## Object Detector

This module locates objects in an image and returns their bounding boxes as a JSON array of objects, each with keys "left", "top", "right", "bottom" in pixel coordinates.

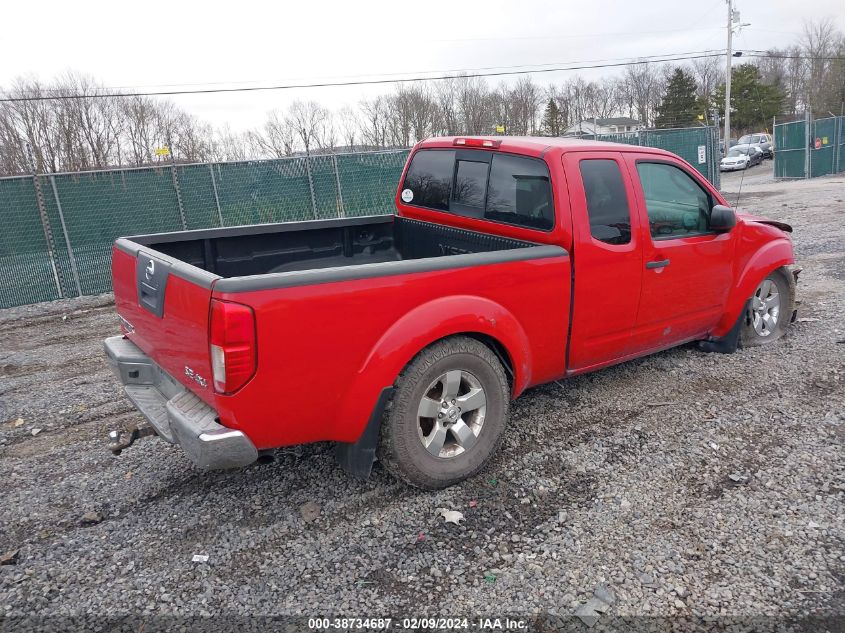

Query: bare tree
[
  {"left": 622, "top": 62, "right": 663, "bottom": 127},
  {"left": 56, "top": 72, "right": 122, "bottom": 170},
  {"left": 588, "top": 77, "right": 620, "bottom": 121},
  {"left": 1, "top": 77, "right": 61, "bottom": 173},
  {"left": 285, "top": 100, "right": 328, "bottom": 156},
  {"left": 386, "top": 86, "right": 415, "bottom": 147},
  {"left": 212, "top": 125, "right": 249, "bottom": 161},
  {"left": 248, "top": 110, "right": 297, "bottom": 158},
  {"left": 407, "top": 83, "right": 437, "bottom": 143},
  {"left": 434, "top": 78, "right": 461, "bottom": 136},
  {"left": 800, "top": 18, "right": 843, "bottom": 113},
  {"left": 315, "top": 110, "right": 337, "bottom": 152},
  {"left": 338, "top": 106, "right": 360, "bottom": 150},
  {"left": 691, "top": 57, "right": 723, "bottom": 103},
  {"left": 359, "top": 96, "right": 389, "bottom": 148},
  {"left": 122, "top": 96, "right": 160, "bottom": 165},
  {"left": 457, "top": 75, "right": 490, "bottom": 135},
  {"left": 507, "top": 76, "right": 542, "bottom": 135}
]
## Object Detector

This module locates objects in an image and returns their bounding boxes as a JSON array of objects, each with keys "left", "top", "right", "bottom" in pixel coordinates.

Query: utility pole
[
  {"left": 724, "top": 1, "right": 750, "bottom": 147},
  {"left": 724, "top": 0, "right": 734, "bottom": 149}
]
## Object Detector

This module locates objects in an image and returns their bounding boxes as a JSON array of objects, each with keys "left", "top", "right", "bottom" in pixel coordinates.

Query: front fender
[
  {"left": 332, "top": 295, "right": 531, "bottom": 442},
  {"left": 714, "top": 236, "right": 794, "bottom": 336}
]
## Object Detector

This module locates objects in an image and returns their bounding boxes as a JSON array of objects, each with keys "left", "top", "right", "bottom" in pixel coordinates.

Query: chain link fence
[
  {"left": 582, "top": 126, "right": 721, "bottom": 189},
  {"left": 0, "top": 150, "right": 410, "bottom": 308},
  {"left": 0, "top": 128, "right": 723, "bottom": 309},
  {"left": 774, "top": 114, "right": 845, "bottom": 180}
]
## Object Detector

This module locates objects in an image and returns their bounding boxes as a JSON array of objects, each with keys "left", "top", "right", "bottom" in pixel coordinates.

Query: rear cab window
[{"left": 401, "top": 149, "right": 554, "bottom": 231}]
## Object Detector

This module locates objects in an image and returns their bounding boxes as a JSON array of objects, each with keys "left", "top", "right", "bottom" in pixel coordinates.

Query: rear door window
[
  {"left": 401, "top": 150, "right": 454, "bottom": 211},
  {"left": 579, "top": 159, "right": 631, "bottom": 245}
]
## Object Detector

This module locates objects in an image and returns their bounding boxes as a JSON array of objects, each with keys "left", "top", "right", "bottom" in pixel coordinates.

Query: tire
[
  {"left": 378, "top": 336, "right": 509, "bottom": 490},
  {"left": 740, "top": 268, "right": 794, "bottom": 347}
]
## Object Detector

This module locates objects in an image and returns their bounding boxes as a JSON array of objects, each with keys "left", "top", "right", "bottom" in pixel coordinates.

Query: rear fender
[
  {"left": 333, "top": 295, "right": 531, "bottom": 442},
  {"left": 713, "top": 237, "right": 794, "bottom": 336}
]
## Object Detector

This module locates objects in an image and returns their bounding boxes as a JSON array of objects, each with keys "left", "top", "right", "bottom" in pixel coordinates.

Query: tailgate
[{"left": 111, "top": 240, "right": 221, "bottom": 406}]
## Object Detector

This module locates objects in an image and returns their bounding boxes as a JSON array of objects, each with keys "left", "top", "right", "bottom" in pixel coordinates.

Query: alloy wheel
[
  {"left": 416, "top": 370, "right": 487, "bottom": 458},
  {"left": 751, "top": 278, "right": 781, "bottom": 337}
]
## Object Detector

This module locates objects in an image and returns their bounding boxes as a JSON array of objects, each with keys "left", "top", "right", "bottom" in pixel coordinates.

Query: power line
[
  {"left": 2, "top": 50, "right": 841, "bottom": 104},
  {"left": 0, "top": 51, "right": 728, "bottom": 103},
  {"left": 745, "top": 52, "right": 845, "bottom": 60},
  {"left": 424, "top": 26, "right": 725, "bottom": 43},
  {"left": 11, "top": 50, "right": 729, "bottom": 94}
]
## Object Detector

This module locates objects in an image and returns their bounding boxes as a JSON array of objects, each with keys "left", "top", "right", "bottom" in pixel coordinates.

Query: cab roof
[{"left": 417, "top": 135, "right": 675, "bottom": 158}]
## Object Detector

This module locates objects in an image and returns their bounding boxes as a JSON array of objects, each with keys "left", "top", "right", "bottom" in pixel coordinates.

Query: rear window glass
[
  {"left": 453, "top": 160, "right": 488, "bottom": 210},
  {"left": 401, "top": 150, "right": 454, "bottom": 211},
  {"left": 579, "top": 159, "right": 631, "bottom": 245},
  {"left": 485, "top": 154, "right": 554, "bottom": 230},
  {"left": 402, "top": 149, "right": 554, "bottom": 231}
]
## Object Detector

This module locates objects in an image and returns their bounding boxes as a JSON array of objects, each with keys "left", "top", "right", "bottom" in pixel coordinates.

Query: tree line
[{"left": 1, "top": 19, "right": 842, "bottom": 176}]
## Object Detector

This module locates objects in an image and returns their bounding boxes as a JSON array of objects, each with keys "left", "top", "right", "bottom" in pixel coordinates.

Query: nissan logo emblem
[{"left": 145, "top": 259, "right": 155, "bottom": 281}]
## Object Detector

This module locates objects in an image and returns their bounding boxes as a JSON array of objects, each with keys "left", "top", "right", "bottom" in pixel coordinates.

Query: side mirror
[{"left": 710, "top": 204, "right": 736, "bottom": 232}]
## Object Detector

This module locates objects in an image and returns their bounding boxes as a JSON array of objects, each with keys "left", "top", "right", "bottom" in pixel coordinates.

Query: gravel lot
[{"left": 1, "top": 169, "right": 843, "bottom": 631}]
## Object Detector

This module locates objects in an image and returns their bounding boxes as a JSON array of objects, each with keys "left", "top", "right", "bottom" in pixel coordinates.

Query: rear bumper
[{"left": 104, "top": 335, "right": 258, "bottom": 469}]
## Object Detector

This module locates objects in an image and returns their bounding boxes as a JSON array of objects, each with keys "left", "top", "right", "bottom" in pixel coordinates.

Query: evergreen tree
[
  {"left": 541, "top": 99, "right": 563, "bottom": 136},
  {"left": 655, "top": 67, "right": 700, "bottom": 128},
  {"left": 712, "top": 64, "right": 785, "bottom": 132}
]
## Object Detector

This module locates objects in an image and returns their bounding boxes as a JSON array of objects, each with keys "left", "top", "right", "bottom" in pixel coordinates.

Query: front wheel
[
  {"left": 378, "top": 337, "right": 509, "bottom": 489},
  {"left": 740, "top": 269, "right": 793, "bottom": 347}
]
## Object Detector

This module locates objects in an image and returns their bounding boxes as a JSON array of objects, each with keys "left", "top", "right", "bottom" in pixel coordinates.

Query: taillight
[{"left": 209, "top": 299, "right": 256, "bottom": 394}]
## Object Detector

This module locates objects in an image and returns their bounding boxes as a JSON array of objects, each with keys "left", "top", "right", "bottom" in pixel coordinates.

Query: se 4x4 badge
[{"left": 184, "top": 366, "right": 208, "bottom": 388}]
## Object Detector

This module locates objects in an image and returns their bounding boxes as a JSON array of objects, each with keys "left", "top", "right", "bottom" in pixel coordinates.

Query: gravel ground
[{"left": 0, "top": 171, "right": 843, "bottom": 632}]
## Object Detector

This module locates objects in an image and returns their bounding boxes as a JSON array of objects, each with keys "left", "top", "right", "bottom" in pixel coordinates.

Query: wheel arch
[
  {"left": 332, "top": 295, "right": 531, "bottom": 444},
  {"left": 713, "top": 238, "right": 795, "bottom": 336}
]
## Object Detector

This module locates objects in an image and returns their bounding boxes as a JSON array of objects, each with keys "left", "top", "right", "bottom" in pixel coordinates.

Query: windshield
[{"left": 726, "top": 148, "right": 749, "bottom": 157}]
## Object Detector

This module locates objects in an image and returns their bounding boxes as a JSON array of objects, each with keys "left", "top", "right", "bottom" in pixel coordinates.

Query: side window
[
  {"left": 485, "top": 154, "right": 554, "bottom": 230},
  {"left": 401, "top": 150, "right": 455, "bottom": 211},
  {"left": 579, "top": 159, "right": 632, "bottom": 245},
  {"left": 636, "top": 162, "right": 712, "bottom": 239}
]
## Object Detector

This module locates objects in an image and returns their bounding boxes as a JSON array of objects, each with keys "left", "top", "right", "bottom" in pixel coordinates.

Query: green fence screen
[
  {"left": 774, "top": 116, "right": 845, "bottom": 179},
  {"left": 588, "top": 126, "right": 721, "bottom": 188},
  {"left": 0, "top": 130, "right": 723, "bottom": 309}
]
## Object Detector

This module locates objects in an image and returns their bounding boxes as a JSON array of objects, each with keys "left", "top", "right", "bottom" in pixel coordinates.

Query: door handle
[{"left": 646, "top": 259, "right": 670, "bottom": 269}]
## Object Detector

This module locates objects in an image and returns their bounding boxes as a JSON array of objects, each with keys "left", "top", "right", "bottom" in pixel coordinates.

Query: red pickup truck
[{"left": 105, "top": 136, "right": 798, "bottom": 489}]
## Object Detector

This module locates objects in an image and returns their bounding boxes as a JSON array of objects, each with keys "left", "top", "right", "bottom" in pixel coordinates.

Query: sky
[{"left": 1, "top": 0, "right": 843, "bottom": 133}]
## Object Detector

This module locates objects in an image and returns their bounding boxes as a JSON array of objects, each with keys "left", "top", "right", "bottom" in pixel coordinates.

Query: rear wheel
[
  {"left": 740, "top": 269, "right": 793, "bottom": 347},
  {"left": 378, "top": 337, "right": 509, "bottom": 490}
]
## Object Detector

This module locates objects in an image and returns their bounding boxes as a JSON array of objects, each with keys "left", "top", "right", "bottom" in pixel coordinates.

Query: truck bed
[{"left": 127, "top": 215, "right": 541, "bottom": 280}]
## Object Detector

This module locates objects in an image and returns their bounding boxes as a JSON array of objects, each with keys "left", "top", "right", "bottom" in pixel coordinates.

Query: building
[{"left": 563, "top": 117, "right": 644, "bottom": 136}]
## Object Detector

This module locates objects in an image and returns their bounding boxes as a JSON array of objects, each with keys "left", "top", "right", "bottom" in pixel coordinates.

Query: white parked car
[{"left": 720, "top": 145, "right": 763, "bottom": 171}]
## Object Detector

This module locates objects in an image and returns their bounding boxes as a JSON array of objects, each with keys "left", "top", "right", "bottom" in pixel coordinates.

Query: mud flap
[
  {"left": 698, "top": 300, "right": 749, "bottom": 354},
  {"left": 334, "top": 387, "right": 394, "bottom": 479}
]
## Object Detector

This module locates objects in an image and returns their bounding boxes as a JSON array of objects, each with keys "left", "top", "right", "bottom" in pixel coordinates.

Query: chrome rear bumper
[{"left": 104, "top": 335, "right": 258, "bottom": 469}]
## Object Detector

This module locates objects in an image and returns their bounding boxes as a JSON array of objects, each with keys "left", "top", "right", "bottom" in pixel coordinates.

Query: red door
[
  {"left": 563, "top": 152, "right": 643, "bottom": 371},
  {"left": 623, "top": 155, "right": 735, "bottom": 353}
]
